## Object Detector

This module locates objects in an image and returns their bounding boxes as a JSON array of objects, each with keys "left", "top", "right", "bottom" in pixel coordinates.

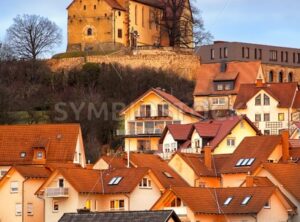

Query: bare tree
[
  {"left": 6, "top": 14, "right": 62, "bottom": 60},
  {"left": 158, "top": 0, "right": 212, "bottom": 48},
  {"left": 0, "top": 42, "right": 14, "bottom": 61}
]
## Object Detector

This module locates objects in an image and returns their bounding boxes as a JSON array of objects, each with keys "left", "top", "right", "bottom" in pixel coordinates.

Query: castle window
[
  {"left": 118, "top": 29, "right": 123, "bottom": 38},
  {"left": 142, "top": 7, "right": 145, "bottom": 27},
  {"left": 278, "top": 71, "right": 283, "bottom": 82},
  {"left": 135, "top": 5, "right": 138, "bottom": 25},
  {"left": 118, "top": 11, "right": 121, "bottom": 16},
  {"left": 83, "top": 5, "right": 86, "bottom": 10},
  {"left": 288, "top": 72, "right": 293, "bottom": 82},
  {"left": 87, "top": 28, "right": 93, "bottom": 36},
  {"left": 269, "top": 71, "right": 274, "bottom": 82},
  {"left": 94, "top": 5, "right": 96, "bottom": 10}
]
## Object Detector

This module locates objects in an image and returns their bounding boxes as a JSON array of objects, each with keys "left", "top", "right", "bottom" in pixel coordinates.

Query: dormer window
[
  {"left": 139, "top": 178, "right": 152, "bottom": 188},
  {"left": 263, "top": 94, "right": 270, "bottom": 105},
  {"left": 214, "top": 81, "right": 234, "bottom": 91},
  {"left": 37, "top": 151, "right": 44, "bottom": 159}
]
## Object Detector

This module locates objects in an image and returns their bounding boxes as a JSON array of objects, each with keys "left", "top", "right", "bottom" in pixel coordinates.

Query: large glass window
[
  {"left": 255, "top": 95, "right": 261, "bottom": 106},
  {"left": 264, "top": 94, "right": 270, "bottom": 106}
]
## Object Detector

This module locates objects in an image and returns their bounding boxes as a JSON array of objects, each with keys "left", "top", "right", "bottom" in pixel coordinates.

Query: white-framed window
[
  {"left": 255, "top": 95, "right": 261, "bottom": 106},
  {"left": 15, "top": 203, "right": 22, "bottom": 216},
  {"left": 37, "top": 151, "right": 44, "bottom": 159},
  {"left": 195, "top": 139, "right": 200, "bottom": 148},
  {"left": 53, "top": 201, "right": 59, "bottom": 213},
  {"left": 110, "top": 200, "right": 125, "bottom": 210},
  {"left": 27, "top": 203, "right": 33, "bottom": 216},
  {"left": 212, "top": 98, "right": 226, "bottom": 105},
  {"left": 11, "top": 181, "right": 19, "bottom": 193},
  {"left": 139, "top": 177, "right": 152, "bottom": 188},
  {"left": 227, "top": 138, "right": 235, "bottom": 147},
  {"left": 264, "top": 199, "right": 271, "bottom": 209}
]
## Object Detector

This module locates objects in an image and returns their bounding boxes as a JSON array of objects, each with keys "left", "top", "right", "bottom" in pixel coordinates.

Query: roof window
[
  {"left": 20, "top": 152, "right": 26, "bottom": 158},
  {"left": 163, "top": 172, "right": 173, "bottom": 178},
  {"left": 108, "top": 176, "right": 123, "bottom": 185},
  {"left": 235, "top": 158, "right": 255, "bottom": 167},
  {"left": 241, "top": 196, "right": 252, "bottom": 205},
  {"left": 224, "top": 196, "right": 233, "bottom": 206}
]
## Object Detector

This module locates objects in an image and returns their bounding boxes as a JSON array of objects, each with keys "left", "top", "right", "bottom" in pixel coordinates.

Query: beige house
[
  {"left": 0, "top": 124, "right": 86, "bottom": 179},
  {"left": 0, "top": 166, "right": 51, "bottom": 222},
  {"left": 119, "top": 88, "right": 202, "bottom": 152},
  {"left": 36, "top": 167, "right": 165, "bottom": 222},
  {"left": 160, "top": 115, "right": 260, "bottom": 158},
  {"left": 152, "top": 186, "right": 296, "bottom": 222},
  {"left": 234, "top": 82, "right": 300, "bottom": 135}
]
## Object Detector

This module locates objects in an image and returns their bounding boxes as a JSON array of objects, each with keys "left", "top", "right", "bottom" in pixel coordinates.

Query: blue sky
[{"left": 1, "top": 0, "right": 299, "bottom": 56}]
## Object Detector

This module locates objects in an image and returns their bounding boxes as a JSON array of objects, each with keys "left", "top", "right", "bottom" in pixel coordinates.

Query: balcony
[
  {"left": 134, "top": 110, "right": 172, "bottom": 120},
  {"left": 164, "top": 207, "right": 187, "bottom": 216},
  {"left": 45, "top": 187, "right": 69, "bottom": 198}
]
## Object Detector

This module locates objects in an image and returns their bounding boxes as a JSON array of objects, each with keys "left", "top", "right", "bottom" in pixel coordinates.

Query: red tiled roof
[
  {"left": 194, "top": 61, "right": 261, "bottom": 96},
  {"left": 129, "top": 153, "right": 188, "bottom": 188},
  {"left": 101, "top": 156, "right": 128, "bottom": 169},
  {"left": 175, "top": 153, "right": 230, "bottom": 177},
  {"left": 221, "top": 135, "right": 282, "bottom": 174},
  {"left": 213, "top": 72, "right": 239, "bottom": 81},
  {"left": 52, "top": 167, "right": 150, "bottom": 194},
  {"left": 0, "top": 124, "right": 82, "bottom": 165},
  {"left": 14, "top": 165, "right": 52, "bottom": 178},
  {"left": 170, "top": 186, "right": 282, "bottom": 214},
  {"left": 234, "top": 82, "right": 298, "bottom": 109},
  {"left": 292, "top": 91, "right": 300, "bottom": 109},
  {"left": 262, "top": 163, "right": 300, "bottom": 201},
  {"left": 132, "top": 0, "right": 164, "bottom": 8},
  {"left": 195, "top": 116, "right": 260, "bottom": 150},
  {"left": 240, "top": 176, "right": 274, "bottom": 187},
  {"left": 161, "top": 124, "right": 193, "bottom": 142},
  {"left": 120, "top": 88, "right": 203, "bottom": 119}
]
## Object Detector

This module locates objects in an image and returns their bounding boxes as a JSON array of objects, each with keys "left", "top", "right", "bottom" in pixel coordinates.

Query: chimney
[
  {"left": 281, "top": 130, "right": 290, "bottom": 163},
  {"left": 256, "top": 79, "right": 263, "bottom": 87},
  {"left": 245, "top": 176, "right": 254, "bottom": 187},
  {"left": 204, "top": 145, "right": 212, "bottom": 170}
]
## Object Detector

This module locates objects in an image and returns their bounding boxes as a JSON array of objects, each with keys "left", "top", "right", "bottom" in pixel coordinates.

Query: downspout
[
  {"left": 125, "top": 194, "right": 130, "bottom": 211},
  {"left": 37, "top": 194, "right": 45, "bottom": 222},
  {"left": 22, "top": 178, "right": 29, "bottom": 222}
]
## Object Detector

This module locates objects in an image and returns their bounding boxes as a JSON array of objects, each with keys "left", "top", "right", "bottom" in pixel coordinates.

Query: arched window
[
  {"left": 288, "top": 72, "right": 293, "bottom": 82},
  {"left": 87, "top": 28, "right": 93, "bottom": 36},
  {"left": 269, "top": 71, "right": 274, "bottom": 82},
  {"left": 278, "top": 71, "right": 284, "bottom": 83}
]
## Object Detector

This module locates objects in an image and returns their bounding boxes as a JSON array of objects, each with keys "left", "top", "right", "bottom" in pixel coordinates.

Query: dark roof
[
  {"left": 159, "top": 124, "right": 193, "bottom": 143},
  {"left": 221, "top": 135, "right": 282, "bottom": 174},
  {"left": 120, "top": 88, "right": 203, "bottom": 119},
  {"left": 14, "top": 165, "right": 52, "bottom": 179},
  {"left": 59, "top": 210, "right": 181, "bottom": 222},
  {"left": 234, "top": 82, "right": 298, "bottom": 109},
  {"left": 0, "top": 124, "right": 82, "bottom": 165},
  {"left": 194, "top": 61, "right": 261, "bottom": 96},
  {"left": 132, "top": 0, "right": 164, "bottom": 9}
]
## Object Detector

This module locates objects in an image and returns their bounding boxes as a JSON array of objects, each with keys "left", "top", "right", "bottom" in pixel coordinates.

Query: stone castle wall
[{"left": 47, "top": 50, "right": 201, "bottom": 80}]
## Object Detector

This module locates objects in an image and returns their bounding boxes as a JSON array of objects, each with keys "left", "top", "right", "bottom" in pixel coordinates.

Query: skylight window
[
  {"left": 224, "top": 197, "right": 233, "bottom": 206},
  {"left": 235, "top": 158, "right": 256, "bottom": 167},
  {"left": 246, "top": 158, "right": 255, "bottom": 166},
  {"left": 241, "top": 196, "right": 252, "bottom": 205},
  {"left": 163, "top": 172, "right": 173, "bottom": 178},
  {"left": 241, "top": 159, "right": 249, "bottom": 166},
  {"left": 108, "top": 176, "right": 123, "bottom": 185},
  {"left": 20, "top": 152, "right": 26, "bottom": 158},
  {"left": 235, "top": 159, "right": 244, "bottom": 167}
]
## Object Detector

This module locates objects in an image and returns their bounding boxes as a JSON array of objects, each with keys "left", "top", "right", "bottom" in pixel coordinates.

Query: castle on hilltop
[{"left": 66, "top": 0, "right": 194, "bottom": 52}]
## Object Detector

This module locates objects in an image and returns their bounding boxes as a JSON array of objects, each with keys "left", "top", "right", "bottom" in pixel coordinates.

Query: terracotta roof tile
[
  {"left": 56, "top": 167, "right": 149, "bottom": 194},
  {"left": 67, "top": 0, "right": 126, "bottom": 11},
  {"left": 129, "top": 153, "right": 188, "bottom": 188},
  {"left": 164, "top": 124, "right": 193, "bottom": 141},
  {"left": 0, "top": 124, "right": 81, "bottom": 165},
  {"left": 171, "top": 186, "right": 277, "bottom": 214},
  {"left": 234, "top": 82, "right": 298, "bottom": 109},
  {"left": 262, "top": 163, "right": 300, "bottom": 201},
  {"left": 176, "top": 153, "right": 230, "bottom": 177},
  {"left": 292, "top": 91, "right": 300, "bottom": 109},
  {"left": 194, "top": 61, "right": 261, "bottom": 96},
  {"left": 14, "top": 165, "right": 52, "bottom": 178},
  {"left": 221, "top": 135, "right": 282, "bottom": 174},
  {"left": 101, "top": 156, "right": 128, "bottom": 169},
  {"left": 240, "top": 176, "right": 274, "bottom": 187}
]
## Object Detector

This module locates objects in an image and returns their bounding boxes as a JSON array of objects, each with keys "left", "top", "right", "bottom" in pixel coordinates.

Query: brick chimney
[
  {"left": 281, "top": 130, "right": 290, "bottom": 163},
  {"left": 245, "top": 176, "right": 254, "bottom": 187},
  {"left": 204, "top": 145, "right": 212, "bottom": 170},
  {"left": 256, "top": 79, "right": 263, "bottom": 87}
]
